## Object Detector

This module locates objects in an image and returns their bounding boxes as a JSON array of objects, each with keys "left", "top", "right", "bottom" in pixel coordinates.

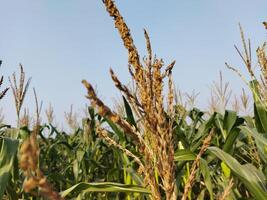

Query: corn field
[{"left": 1, "top": 0, "right": 267, "bottom": 199}]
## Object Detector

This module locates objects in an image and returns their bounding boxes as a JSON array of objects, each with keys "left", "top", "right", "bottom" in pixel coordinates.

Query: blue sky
[{"left": 0, "top": 0, "right": 266, "bottom": 125}]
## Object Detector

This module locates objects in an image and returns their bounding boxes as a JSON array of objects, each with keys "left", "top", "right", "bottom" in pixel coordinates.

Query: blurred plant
[
  {"left": 240, "top": 88, "right": 252, "bottom": 114},
  {"left": 256, "top": 43, "right": 267, "bottom": 102},
  {"left": 45, "top": 103, "right": 55, "bottom": 124},
  {"left": 19, "top": 108, "right": 31, "bottom": 127},
  {"left": 231, "top": 88, "right": 252, "bottom": 115},
  {"left": 0, "top": 61, "right": 9, "bottom": 100},
  {"left": 174, "top": 88, "right": 187, "bottom": 119},
  {"left": 218, "top": 178, "right": 234, "bottom": 200},
  {"left": 208, "top": 72, "right": 232, "bottom": 114},
  {"left": 33, "top": 88, "right": 42, "bottom": 126},
  {"left": 64, "top": 104, "right": 79, "bottom": 130},
  {"left": 19, "top": 87, "right": 62, "bottom": 200},
  {"left": 231, "top": 96, "right": 240, "bottom": 113},
  {"left": 225, "top": 24, "right": 267, "bottom": 105},
  {"left": 0, "top": 108, "right": 6, "bottom": 124},
  {"left": 20, "top": 126, "right": 63, "bottom": 200},
  {"left": 9, "top": 64, "right": 31, "bottom": 126},
  {"left": 112, "top": 96, "right": 126, "bottom": 117},
  {"left": 185, "top": 90, "right": 199, "bottom": 109}
]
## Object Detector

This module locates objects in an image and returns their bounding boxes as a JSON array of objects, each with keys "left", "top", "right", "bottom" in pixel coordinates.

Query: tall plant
[{"left": 82, "top": 0, "right": 177, "bottom": 199}]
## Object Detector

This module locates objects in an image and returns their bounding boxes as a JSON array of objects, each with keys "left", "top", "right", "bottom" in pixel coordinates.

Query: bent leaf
[
  {"left": 208, "top": 146, "right": 267, "bottom": 200},
  {"left": 61, "top": 182, "right": 151, "bottom": 198}
]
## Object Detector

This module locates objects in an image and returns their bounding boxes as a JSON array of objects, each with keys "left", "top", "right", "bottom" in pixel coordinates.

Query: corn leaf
[
  {"left": 254, "top": 102, "right": 267, "bottom": 133},
  {"left": 200, "top": 159, "right": 214, "bottom": 200},
  {"left": 174, "top": 150, "right": 196, "bottom": 161},
  {"left": 223, "top": 110, "right": 237, "bottom": 133},
  {"left": 123, "top": 96, "right": 136, "bottom": 127},
  {"left": 208, "top": 146, "right": 267, "bottom": 200},
  {"left": 223, "top": 128, "right": 240, "bottom": 154},
  {"left": 61, "top": 182, "right": 151, "bottom": 198},
  {"left": 0, "top": 137, "right": 19, "bottom": 199},
  {"left": 240, "top": 126, "right": 267, "bottom": 163}
]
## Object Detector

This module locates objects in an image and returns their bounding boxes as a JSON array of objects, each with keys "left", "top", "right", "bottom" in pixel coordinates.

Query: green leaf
[
  {"left": 208, "top": 146, "right": 267, "bottom": 200},
  {"left": 61, "top": 182, "right": 151, "bottom": 198},
  {"left": 105, "top": 119, "right": 124, "bottom": 142},
  {"left": 223, "top": 110, "right": 237, "bottom": 133},
  {"left": 174, "top": 150, "right": 196, "bottom": 161},
  {"left": 200, "top": 159, "right": 213, "bottom": 200},
  {"left": 243, "top": 116, "right": 254, "bottom": 128},
  {"left": 240, "top": 126, "right": 267, "bottom": 163},
  {"left": 254, "top": 102, "right": 267, "bottom": 133},
  {"left": 250, "top": 80, "right": 261, "bottom": 101},
  {"left": 73, "top": 160, "right": 79, "bottom": 181},
  {"left": 196, "top": 188, "right": 206, "bottom": 200},
  {"left": 240, "top": 126, "right": 267, "bottom": 146},
  {"left": 123, "top": 96, "right": 136, "bottom": 127},
  {"left": 88, "top": 106, "right": 95, "bottom": 120},
  {"left": 192, "top": 113, "right": 216, "bottom": 150},
  {"left": 3, "top": 128, "right": 19, "bottom": 139},
  {"left": 221, "top": 162, "right": 231, "bottom": 178},
  {"left": 223, "top": 128, "right": 240, "bottom": 154},
  {"left": 249, "top": 80, "right": 267, "bottom": 133},
  {"left": 0, "top": 137, "right": 19, "bottom": 199}
]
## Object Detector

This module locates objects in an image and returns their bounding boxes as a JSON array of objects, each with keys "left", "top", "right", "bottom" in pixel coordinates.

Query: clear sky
[{"left": 1, "top": 0, "right": 266, "bottom": 125}]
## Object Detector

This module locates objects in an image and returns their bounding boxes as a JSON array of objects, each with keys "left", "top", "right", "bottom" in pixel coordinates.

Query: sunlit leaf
[
  {"left": 0, "top": 137, "right": 19, "bottom": 199},
  {"left": 61, "top": 182, "right": 150, "bottom": 198}
]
